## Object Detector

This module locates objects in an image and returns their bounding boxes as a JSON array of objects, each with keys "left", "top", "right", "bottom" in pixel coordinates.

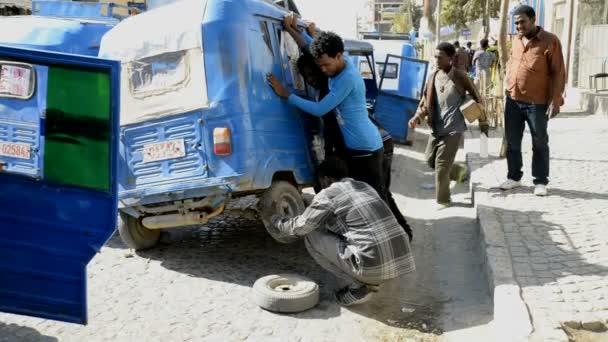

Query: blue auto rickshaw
[
  {"left": 97, "top": 0, "right": 389, "bottom": 250},
  {"left": 98, "top": 0, "right": 429, "bottom": 250}
]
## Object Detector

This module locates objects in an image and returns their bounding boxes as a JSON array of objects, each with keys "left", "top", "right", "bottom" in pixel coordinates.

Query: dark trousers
[
  {"left": 505, "top": 97, "right": 550, "bottom": 185},
  {"left": 425, "top": 133, "right": 462, "bottom": 204},
  {"left": 382, "top": 140, "right": 412, "bottom": 240},
  {"left": 345, "top": 147, "right": 387, "bottom": 202}
]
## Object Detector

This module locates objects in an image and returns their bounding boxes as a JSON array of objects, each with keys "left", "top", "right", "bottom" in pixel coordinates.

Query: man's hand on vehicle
[
  {"left": 283, "top": 13, "right": 297, "bottom": 30},
  {"left": 267, "top": 73, "right": 291, "bottom": 99}
]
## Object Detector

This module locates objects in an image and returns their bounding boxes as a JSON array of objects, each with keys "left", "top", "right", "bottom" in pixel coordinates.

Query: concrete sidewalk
[{"left": 467, "top": 111, "right": 608, "bottom": 341}]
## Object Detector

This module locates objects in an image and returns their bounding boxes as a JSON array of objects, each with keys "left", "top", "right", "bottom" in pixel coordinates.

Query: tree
[
  {"left": 497, "top": 0, "right": 509, "bottom": 70},
  {"left": 497, "top": 0, "right": 509, "bottom": 157},
  {"left": 421, "top": 0, "right": 437, "bottom": 34},
  {"left": 392, "top": 3, "right": 413, "bottom": 33},
  {"left": 391, "top": 0, "right": 422, "bottom": 33},
  {"left": 441, "top": 0, "right": 500, "bottom": 32}
]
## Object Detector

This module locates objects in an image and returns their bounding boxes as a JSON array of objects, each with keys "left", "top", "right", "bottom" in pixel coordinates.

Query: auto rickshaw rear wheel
[
  {"left": 259, "top": 181, "right": 305, "bottom": 243},
  {"left": 118, "top": 212, "right": 160, "bottom": 250}
]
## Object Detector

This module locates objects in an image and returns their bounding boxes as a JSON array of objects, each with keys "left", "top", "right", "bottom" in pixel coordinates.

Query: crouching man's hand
[{"left": 259, "top": 199, "right": 299, "bottom": 244}]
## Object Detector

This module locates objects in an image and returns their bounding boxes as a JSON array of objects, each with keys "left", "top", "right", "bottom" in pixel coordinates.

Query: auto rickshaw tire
[
  {"left": 118, "top": 212, "right": 160, "bottom": 250},
  {"left": 259, "top": 181, "right": 305, "bottom": 244},
  {"left": 253, "top": 274, "right": 319, "bottom": 313}
]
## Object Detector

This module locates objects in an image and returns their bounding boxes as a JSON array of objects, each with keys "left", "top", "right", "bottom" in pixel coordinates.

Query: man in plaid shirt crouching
[{"left": 264, "top": 157, "right": 416, "bottom": 306}]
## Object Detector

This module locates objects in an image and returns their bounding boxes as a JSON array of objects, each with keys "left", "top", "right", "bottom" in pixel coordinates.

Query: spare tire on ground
[{"left": 253, "top": 274, "right": 319, "bottom": 313}]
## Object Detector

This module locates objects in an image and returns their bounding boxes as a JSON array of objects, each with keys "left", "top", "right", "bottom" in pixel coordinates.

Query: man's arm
[
  {"left": 287, "top": 81, "right": 353, "bottom": 116},
  {"left": 409, "top": 73, "right": 434, "bottom": 128},
  {"left": 282, "top": 14, "right": 314, "bottom": 52},
  {"left": 548, "top": 38, "right": 566, "bottom": 112},
  {"left": 504, "top": 47, "right": 513, "bottom": 96},
  {"left": 271, "top": 192, "right": 335, "bottom": 236},
  {"left": 284, "top": 26, "right": 309, "bottom": 50},
  {"left": 413, "top": 96, "right": 427, "bottom": 121}
]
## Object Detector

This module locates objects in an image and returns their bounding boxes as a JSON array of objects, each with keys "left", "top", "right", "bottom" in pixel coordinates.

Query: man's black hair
[
  {"left": 297, "top": 53, "right": 321, "bottom": 75},
  {"left": 310, "top": 32, "right": 344, "bottom": 59},
  {"left": 466, "top": 41, "right": 472, "bottom": 47},
  {"left": 318, "top": 156, "right": 349, "bottom": 180},
  {"left": 436, "top": 42, "right": 456, "bottom": 57},
  {"left": 453, "top": 41, "right": 460, "bottom": 48},
  {"left": 513, "top": 5, "right": 535, "bottom": 18},
  {"left": 480, "top": 38, "right": 489, "bottom": 49}
]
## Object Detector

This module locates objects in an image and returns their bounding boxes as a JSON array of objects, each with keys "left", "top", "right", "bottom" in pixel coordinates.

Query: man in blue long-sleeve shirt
[{"left": 267, "top": 31, "right": 387, "bottom": 201}]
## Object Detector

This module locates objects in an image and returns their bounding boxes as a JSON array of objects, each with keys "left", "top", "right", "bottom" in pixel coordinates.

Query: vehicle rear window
[
  {"left": 128, "top": 50, "right": 189, "bottom": 97},
  {"left": 0, "top": 62, "right": 35, "bottom": 100}
]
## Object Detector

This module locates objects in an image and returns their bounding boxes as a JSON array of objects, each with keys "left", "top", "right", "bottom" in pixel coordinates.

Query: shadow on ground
[
  {"left": 0, "top": 322, "right": 58, "bottom": 342},
  {"left": 470, "top": 156, "right": 608, "bottom": 283}
]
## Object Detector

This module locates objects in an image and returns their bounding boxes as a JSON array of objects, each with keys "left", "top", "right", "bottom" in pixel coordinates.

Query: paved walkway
[{"left": 467, "top": 111, "right": 608, "bottom": 341}]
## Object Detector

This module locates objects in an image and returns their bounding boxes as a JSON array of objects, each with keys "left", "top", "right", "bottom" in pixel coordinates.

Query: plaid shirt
[{"left": 271, "top": 179, "right": 415, "bottom": 281}]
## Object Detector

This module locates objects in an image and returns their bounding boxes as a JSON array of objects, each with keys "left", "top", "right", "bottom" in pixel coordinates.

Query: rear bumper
[{"left": 118, "top": 174, "right": 248, "bottom": 208}]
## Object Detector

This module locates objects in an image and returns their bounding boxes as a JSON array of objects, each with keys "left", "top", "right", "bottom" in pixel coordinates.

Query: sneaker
[
  {"left": 534, "top": 184, "right": 548, "bottom": 196},
  {"left": 335, "top": 285, "right": 376, "bottom": 306},
  {"left": 499, "top": 179, "right": 522, "bottom": 190}
]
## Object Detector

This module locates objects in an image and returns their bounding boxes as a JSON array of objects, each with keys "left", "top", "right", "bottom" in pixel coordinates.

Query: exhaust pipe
[{"left": 142, "top": 204, "right": 225, "bottom": 229}]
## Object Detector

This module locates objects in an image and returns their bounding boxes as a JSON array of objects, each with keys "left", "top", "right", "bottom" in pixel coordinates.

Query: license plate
[
  {"left": 0, "top": 142, "right": 31, "bottom": 160},
  {"left": 142, "top": 139, "right": 186, "bottom": 163},
  {"left": 0, "top": 64, "right": 32, "bottom": 98}
]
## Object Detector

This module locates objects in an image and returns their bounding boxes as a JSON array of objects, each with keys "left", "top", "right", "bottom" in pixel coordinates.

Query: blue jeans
[{"left": 505, "top": 97, "right": 550, "bottom": 185}]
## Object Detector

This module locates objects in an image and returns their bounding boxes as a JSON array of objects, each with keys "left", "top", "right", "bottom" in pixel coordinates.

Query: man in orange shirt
[{"left": 499, "top": 5, "right": 566, "bottom": 196}]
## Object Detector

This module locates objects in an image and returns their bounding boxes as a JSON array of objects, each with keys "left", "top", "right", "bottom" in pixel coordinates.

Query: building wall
[
  {"left": 543, "top": 0, "right": 608, "bottom": 88},
  {"left": 572, "top": 0, "right": 608, "bottom": 88}
]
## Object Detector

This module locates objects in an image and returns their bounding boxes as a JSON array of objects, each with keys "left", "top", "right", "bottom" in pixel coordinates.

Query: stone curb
[{"left": 466, "top": 152, "right": 535, "bottom": 342}]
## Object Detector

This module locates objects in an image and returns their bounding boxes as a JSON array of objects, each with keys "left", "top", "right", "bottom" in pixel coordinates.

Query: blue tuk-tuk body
[
  {"left": 97, "top": 0, "right": 426, "bottom": 250},
  {"left": 99, "top": 0, "right": 332, "bottom": 249}
]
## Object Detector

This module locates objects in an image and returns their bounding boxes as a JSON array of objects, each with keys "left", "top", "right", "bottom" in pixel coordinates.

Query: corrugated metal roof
[{"left": 0, "top": 0, "right": 31, "bottom": 9}]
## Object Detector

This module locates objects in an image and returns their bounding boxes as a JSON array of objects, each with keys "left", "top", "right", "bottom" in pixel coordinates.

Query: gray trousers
[
  {"left": 425, "top": 133, "right": 462, "bottom": 204},
  {"left": 304, "top": 230, "right": 382, "bottom": 287}
]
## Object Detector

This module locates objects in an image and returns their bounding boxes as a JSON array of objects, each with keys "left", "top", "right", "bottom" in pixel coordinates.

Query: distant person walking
[
  {"left": 472, "top": 38, "right": 496, "bottom": 90},
  {"left": 499, "top": 5, "right": 566, "bottom": 196},
  {"left": 453, "top": 41, "right": 469, "bottom": 71},
  {"left": 465, "top": 41, "right": 475, "bottom": 73}
]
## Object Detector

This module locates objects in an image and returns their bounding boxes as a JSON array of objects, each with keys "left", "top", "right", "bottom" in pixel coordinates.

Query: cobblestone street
[
  {"left": 468, "top": 111, "right": 608, "bottom": 341},
  {"left": 0, "top": 139, "right": 492, "bottom": 342}
]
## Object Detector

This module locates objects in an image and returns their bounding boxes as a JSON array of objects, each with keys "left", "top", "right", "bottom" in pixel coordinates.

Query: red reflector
[{"left": 213, "top": 127, "right": 231, "bottom": 156}]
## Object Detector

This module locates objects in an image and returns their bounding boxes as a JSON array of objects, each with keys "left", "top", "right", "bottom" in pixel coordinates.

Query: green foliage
[
  {"left": 391, "top": 0, "right": 423, "bottom": 33},
  {"left": 440, "top": 0, "right": 501, "bottom": 29}
]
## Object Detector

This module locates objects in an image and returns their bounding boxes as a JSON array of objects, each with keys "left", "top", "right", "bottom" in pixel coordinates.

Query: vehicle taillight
[{"left": 213, "top": 127, "right": 231, "bottom": 156}]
